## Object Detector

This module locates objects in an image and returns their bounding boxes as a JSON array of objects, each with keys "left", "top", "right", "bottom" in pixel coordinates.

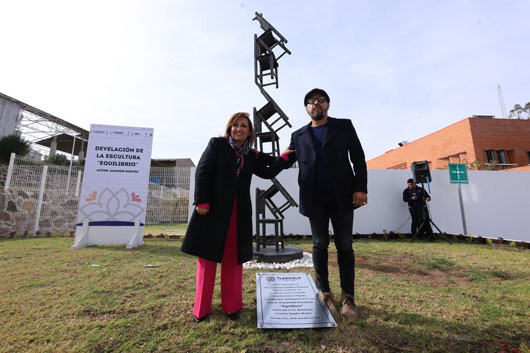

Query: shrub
[
  {"left": 0, "top": 134, "right": 30, "bottom": 163},
  {"left": 45, "top": 153, "right": 70, "bottom": 166}
]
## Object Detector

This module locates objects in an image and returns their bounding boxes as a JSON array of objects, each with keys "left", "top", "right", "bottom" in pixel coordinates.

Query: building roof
[
  {"left": 150, "top": 158, "right": 195, "bottom": 168},
  {"left": 0, "top": 92, "right": 89, "bottom": 139}
]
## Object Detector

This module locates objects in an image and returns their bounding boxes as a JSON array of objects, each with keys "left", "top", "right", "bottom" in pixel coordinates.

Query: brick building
[{"left": 367, "top": 116, "right": 530, "bottom": 170}]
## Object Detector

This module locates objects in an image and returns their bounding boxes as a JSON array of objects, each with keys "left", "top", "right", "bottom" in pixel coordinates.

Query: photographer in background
[{"left": 403, "top": 178, "right": 431, "bottom": 236}]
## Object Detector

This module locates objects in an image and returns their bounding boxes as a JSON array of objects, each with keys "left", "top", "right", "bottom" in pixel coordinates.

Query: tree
[
  {"left": 0, "top": 134, "right": 31, "bottom": 163},
  {"left": 436, "top": 159, "right": 498, "bottom": 171},
  {"left": 464, "top": 159, "right": 498, "bottom": 171},
  {"left": 508, "top": 102, "right": 530, "bottom": 119},
  {"left": 45, "top": 153, "right": 70, "bottom": 166}
]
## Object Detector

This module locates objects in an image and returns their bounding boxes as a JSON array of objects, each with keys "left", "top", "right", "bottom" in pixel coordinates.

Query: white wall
[
  {"left": 0, "top": 97, "right": 22, "bottom": 139},
  {"left": 189, "top": 168, "right": 530, "bottom": 242}
]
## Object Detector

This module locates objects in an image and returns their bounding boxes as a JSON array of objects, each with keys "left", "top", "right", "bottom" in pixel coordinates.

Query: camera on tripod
[{"left": 409, "top": 161, "right": 452, "bottom": 244}]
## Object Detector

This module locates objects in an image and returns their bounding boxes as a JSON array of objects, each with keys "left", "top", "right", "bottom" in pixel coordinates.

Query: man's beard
[{"left": 312, "top": 112, "right": 324, "bottom": 121}]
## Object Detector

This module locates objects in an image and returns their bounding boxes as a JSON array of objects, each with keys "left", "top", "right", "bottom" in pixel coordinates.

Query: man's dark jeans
[{"left": 309, "top": 190, "right": 355, "bottom": 295}]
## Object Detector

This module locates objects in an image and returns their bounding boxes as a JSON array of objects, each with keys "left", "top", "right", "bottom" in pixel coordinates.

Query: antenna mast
[{"left": 497, "top": 84, "right": 507, "bottom": 118}]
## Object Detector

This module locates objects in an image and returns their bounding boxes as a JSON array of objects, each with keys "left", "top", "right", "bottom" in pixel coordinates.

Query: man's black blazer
[{"left": 286, "top": 117, "right": 367, "bottom": 217}]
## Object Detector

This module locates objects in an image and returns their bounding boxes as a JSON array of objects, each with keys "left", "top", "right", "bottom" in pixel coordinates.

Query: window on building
[
  {"left": 485, "top": 150, "right": 495, "bottom": 162},
  {"left": 506, "top": 150, "right": 516, "bottom": 165},
  {"left": 497, "top": 150, "right": 507, "bottom": 164},
  {"left": 527, "top": 151, "right": 530, "bottom": 165}
]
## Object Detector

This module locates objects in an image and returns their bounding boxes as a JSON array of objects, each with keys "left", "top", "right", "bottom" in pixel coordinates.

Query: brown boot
[
  {"left": 340, "top": 292, "right": 359, "bottom": 319},
  {"left": 319, "top": 291, "right": 338, "bottom": 317}
]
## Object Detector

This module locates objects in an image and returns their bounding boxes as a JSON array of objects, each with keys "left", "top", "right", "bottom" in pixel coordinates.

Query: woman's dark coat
[{"left": 181, "top": 137, "right": 286, "bottom": 264}]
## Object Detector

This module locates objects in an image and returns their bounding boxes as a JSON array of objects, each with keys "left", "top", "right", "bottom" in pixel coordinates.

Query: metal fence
[{"left": 3, "top": 154, "right": 191, "bottom": 235}]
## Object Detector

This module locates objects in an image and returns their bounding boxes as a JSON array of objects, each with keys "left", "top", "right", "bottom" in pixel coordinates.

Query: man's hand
[
  {"left": 196, "top": 206, "right": 209, "bottom": 216},
  {"left": 353, "top": 192, "right": 368, "bottom": 207}
]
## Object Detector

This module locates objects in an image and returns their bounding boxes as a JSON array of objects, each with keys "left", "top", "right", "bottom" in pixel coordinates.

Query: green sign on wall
[{"left": 449, "top": 163, "right": 469, "bottom": 184}]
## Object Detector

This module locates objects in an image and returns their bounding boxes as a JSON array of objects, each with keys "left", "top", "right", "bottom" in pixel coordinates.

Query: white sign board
[
  {"left": 72, "top": 124, "right": 153, "bottom": 249},
  {"left": 256, "top": 272, "right": 337, "bottom": 329}
]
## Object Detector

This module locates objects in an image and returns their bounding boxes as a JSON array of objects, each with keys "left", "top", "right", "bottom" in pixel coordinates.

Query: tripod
[{"left": 410, "top": 182, "right": 452, "bottom": 244}]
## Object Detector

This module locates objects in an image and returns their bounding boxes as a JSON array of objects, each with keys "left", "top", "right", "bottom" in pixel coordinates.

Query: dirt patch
[
  {"left": 328, "top": 252, "right": 470, "bottom": 287},
  {"left": 246, "top": 342, "right": 299, "bottom": 353}
]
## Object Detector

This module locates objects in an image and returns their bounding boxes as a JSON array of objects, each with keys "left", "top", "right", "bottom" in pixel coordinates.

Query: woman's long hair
[{"left": 223, "top": 112, "right": 256, "bottom": 147}]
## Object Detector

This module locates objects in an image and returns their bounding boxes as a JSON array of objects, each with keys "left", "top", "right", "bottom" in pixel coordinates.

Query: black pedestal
[{"left": 253, "top": 246, "right": 304, "bottom": 263}]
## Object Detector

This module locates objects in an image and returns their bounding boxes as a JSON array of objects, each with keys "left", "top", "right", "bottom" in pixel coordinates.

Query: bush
[
  {"left": 45, "top": 154, "right": 84, "bottom": 166},
  {"left": 45, "top": 154, "right": 70, "bottom": 166},
  {"left": 0, "top": 134, "right": 30, "bottom": 163}
]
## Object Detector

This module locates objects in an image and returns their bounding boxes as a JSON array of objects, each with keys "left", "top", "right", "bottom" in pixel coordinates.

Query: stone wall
[
  {"left": 0, "top": 162, "right": 191, "bottom": 237},
  {"left": 0, "top": 189, "right": 189, "bottom": 237},
  {"left": 0, "top": 188, "right": 80, "bottom": 237},
  {"left": 0, "top": 189, "right": 36, "bottom": 236},
  {"left": 0, "top": 164, "right": 7, "bottom": 188}
]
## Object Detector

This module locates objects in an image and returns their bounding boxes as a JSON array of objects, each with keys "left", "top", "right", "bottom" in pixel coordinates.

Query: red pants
[{"left": 193, "top": 200, "right": 242, "bottom": 318}]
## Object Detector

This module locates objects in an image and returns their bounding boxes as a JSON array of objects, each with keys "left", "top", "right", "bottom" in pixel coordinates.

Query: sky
[{"left": 1, "top": 0, "right": 529, "bottom": 164}]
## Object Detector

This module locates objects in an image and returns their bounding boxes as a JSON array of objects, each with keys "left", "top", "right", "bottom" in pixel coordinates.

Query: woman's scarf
[{"left": 227, "top": 136, "right": 250, "bottom": 176}]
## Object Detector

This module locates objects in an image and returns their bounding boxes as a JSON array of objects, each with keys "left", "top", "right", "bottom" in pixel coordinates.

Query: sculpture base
[{"left": 253, "top": 246, "right": 304, "bottom": 263}]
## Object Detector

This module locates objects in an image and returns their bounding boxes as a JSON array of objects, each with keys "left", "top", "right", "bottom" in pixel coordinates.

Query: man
[
  {"left": 281, "top": 88, "right": 367, "bottom": 319},
  {"left": 402, "top": 178, "right": 431, "bottom": 236}
]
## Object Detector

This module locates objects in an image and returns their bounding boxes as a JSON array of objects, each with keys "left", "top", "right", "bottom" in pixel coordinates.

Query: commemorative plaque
[{"left": 256, "top": 272, "right": 337, "bottom": 329}]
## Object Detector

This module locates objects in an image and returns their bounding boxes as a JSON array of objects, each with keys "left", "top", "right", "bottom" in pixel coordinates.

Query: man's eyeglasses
[{"left": 307, "top": 96, "right": 327, "bottom": 105}]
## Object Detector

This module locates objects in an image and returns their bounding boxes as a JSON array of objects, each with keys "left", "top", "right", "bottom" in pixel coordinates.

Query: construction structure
[
  {"left": 0, "top": 92, "right": 88, "bottom": 161},
  {"left": 367, "top": 116, "right": 530, "bottom": 171}
]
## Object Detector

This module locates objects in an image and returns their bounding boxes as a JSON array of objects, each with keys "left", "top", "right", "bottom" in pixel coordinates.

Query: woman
[{"left": 181, "top": 112, "right": 288, "bottom": 323}]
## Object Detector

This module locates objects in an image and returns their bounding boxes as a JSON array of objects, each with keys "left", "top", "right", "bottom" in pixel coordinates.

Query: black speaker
[{"left": 411, "top": 161, "right": 432, "bottom": 183}]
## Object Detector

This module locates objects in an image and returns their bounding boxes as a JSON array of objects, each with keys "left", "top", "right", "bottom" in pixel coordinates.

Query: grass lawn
[{"left": 0, "top": 237, "right": 528, "bottom": 353}]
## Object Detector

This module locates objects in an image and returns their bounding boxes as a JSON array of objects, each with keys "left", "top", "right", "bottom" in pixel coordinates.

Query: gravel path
[{"left": 244, "top": 252, "right": 313, "bottom": 270}]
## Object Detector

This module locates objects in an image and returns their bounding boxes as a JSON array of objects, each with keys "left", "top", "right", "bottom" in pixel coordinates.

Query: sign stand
[
  {"left": 457, "top": 184, "right": 468, "bottom": 235},
  {"left": 126, "top": 220, "right": 143, "bottom": 249},
  {"left": 71, "top": 219, "right": 144, "bottom": 250},
  {"left": 449, "top": 163, "right": 469, "bottom": 235},
  {"left": 71, "top": 219, "right": 89, "bottom": 249},
  {"left": 71, "top": 124, "right": 153, "bottom": 250}
]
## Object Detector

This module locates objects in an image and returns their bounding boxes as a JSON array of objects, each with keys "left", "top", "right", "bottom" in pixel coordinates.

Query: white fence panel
[
  {"left": 189, "top": 168, "right": 530, "bottom": 242},
  {"left": 3, "top": 155, "right": 191, "bottom": 236}
]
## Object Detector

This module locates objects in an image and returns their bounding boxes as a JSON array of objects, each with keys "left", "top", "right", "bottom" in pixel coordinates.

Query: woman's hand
[
  {"left": 283, "top": 147, "right": 295, "bottom": 155},
  {"left": 196, "top": 206, "right": 209, "bottom": 216}
]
